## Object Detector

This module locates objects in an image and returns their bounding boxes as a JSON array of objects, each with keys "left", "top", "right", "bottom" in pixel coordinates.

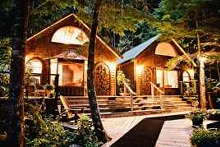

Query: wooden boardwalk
[
  {"left": 102, "top": 112, "right": 194, "bottom": 147},
  {"left": 102, "top": 116, "right": 145, "bottom": 147},
  {"left": 155, "top": 119, "right": 193, "bottom": 147}
]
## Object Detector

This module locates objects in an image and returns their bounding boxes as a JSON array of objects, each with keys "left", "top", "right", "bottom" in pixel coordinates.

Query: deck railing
[
  {"left": 180, "top": 80, "right": 197, "bottom": 96},
  {"left": 150, "top": 82, "right": 165, "bottom": 109},
  {"left": 123, "top": 81, "right": 136, "bottom": 110}
]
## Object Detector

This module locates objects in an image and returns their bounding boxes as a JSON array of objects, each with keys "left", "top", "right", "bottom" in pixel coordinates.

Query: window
[
  {"left": 156, "top": 69, "right": 178, "bottom": 88},
  {"left": 26, "top": 59, "right": 42, "bottom": 73},
  {"left": 51, "top": 26, "right": 89, "bottom": 45},
  {"left": 26, "top": 59, "right": 42, "bottom": 84},
  {"left": 155, "top": 42, "right": 177, "bottom": 57}
]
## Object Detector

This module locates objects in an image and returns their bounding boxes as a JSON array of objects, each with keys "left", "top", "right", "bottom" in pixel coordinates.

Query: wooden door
[
  {"left": 140, "top": 67, "right": 152, "bottom": 95},
  {"left": 94, "top": 63, "right": 110, "bottom": 95}
]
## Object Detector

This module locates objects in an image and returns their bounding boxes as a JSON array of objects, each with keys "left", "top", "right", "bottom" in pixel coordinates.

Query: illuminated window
[
  {"left": 26, "top": 59, "right": 42, "bottom": 84},
  {"left": 156, "top": 69, "right": 178, "bottom": 88},
  {"left": 155, "top": 42, "right": 177, "bottom": 57},
  {"left": 164, "top": 70, "right": 178, "bottom": 88},
  {"left": 51, "top": 26, "right": 89, "bottom": 45},
  {"left": 156, "top": 69, "right": 163, "bottom": 87},
  {"left": 26, "top": 59, "right": 42, "bottom": 73},
  {"left": 183, "top": 71, "right": 190, "bottom": 82}
]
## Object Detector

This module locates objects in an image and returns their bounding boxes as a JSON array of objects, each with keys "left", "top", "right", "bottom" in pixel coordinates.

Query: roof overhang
[{"left": 26, "top": 13, "right": 122, "bottom": 59}]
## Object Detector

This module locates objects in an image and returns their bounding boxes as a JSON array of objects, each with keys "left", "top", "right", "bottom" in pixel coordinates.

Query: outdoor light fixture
[
  {"left": 107, "top": 62, "right": 116, "bottom": 72},
  {"left": 136, "top": 65, "right": 143, "bottom": 75}
]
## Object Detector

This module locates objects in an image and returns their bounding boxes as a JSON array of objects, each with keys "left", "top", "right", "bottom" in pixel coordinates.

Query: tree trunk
[
  {"left": 7, "top": 0, "right": 29, "bottom": 146},
  {"left": 87, "top": 0, "right": 109, "bottom": 143},
  {"left": 195, "top": 11, "right": 206, "bottom": 110},
  {"left": 197, "top": 32, "right": 206, "bottom": 109}
]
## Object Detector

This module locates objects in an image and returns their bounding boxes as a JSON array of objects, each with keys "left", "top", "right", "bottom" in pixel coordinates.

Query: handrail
[
  {"left": 123, "top": 81, "right": 136, "bottom": 110},
  {"left": 150, "top": 82, "right": 164, "bottom": 109},
  {"left": 150, "top": 82, "right": 164, "bottom": 95},
  {"left": 123, "top": 81, "right": 136, "bottom": 96}
]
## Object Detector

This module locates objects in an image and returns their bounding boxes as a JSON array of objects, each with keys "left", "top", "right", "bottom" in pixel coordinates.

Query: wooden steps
[{"left": 61, "top": 95, "right": 193, "bottom": 118}]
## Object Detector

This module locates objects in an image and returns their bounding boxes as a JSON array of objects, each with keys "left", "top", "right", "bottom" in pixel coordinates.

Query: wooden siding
[{"left": 25, "top": 15, "right": 118, "bottom": 95}]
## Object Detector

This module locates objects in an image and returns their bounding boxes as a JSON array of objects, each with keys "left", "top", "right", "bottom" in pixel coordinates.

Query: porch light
[
  {"left": 107, "top": 62, "right": 116, "bottom": 72},
  {"left": 136, "top": 65, "right": 143, "bottom": 75}
]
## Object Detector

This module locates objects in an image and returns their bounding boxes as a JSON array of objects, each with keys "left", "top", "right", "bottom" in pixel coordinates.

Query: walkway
[{"left": 102, "top": 112, "right": 194, "bottom": 147}]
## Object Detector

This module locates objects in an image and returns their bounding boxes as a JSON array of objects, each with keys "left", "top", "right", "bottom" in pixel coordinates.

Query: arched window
[
  {"left": 26, "top": 59, "right": 42, "bottom": 73},
  {"left": 155, "top": 42, "right": 177, "bottom": 57},
  {"left": 51, "top": 26, "right": 89, "bottom": 45},
  {"left": 183, "top": 71, "right": 190, "bottom": 82}
]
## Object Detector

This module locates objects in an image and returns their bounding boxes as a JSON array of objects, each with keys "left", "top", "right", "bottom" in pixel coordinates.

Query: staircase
[{"left": 62, "top": 95, "right": 193, "bottom": 118}]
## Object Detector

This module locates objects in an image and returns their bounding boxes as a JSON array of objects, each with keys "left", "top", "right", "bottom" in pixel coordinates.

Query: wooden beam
[{"left": 172, "top": 39, "right": 197, "bottom": 67}]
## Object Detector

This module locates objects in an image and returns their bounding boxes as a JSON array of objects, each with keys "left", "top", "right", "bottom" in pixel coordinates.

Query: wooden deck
[
  {"left": 101, "top": 112, "right": 194, "bottom": 147},
  {"left": 155, "top": 119, "right": 193, "bottom": 147}
]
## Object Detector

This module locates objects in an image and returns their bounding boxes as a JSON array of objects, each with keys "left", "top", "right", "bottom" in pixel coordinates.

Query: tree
[
  {"left": 86, "top": 0, "right": 110, "bottom": 143},
  {"left": 7, "top": 0, "right": 29, "bottom": 146},
  {"left": 149, "top": 0, "right": 220, "bottom": 109}
]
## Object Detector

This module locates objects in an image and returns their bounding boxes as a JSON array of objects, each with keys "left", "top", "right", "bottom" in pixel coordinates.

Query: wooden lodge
[
  {"left": 24, "top": 15, "right": 194, "bottom": 117},
  {"left": 117, "top": 35, "right": 197, "bottom": 96},
  {"left": 25, "top": 13, "right": 121, "bottom": 97}
]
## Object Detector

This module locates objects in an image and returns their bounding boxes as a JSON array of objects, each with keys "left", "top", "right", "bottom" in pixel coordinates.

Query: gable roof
[
  {"left": 26, "top": 13, "right": 122, "bottom": 59},
  {"left": 117, "top": 35, "right": 160, "bottom": 64}
]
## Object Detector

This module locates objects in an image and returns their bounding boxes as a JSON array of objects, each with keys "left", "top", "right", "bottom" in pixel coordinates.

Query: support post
[{"left": 55, "top": 74, "right": 59, "bottom": 100}]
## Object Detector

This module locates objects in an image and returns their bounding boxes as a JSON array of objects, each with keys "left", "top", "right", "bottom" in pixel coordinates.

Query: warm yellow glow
[
  {"left": 26, "top": 59, "right": 42, "bottom": 73},
  {"left": 50, "top": 59, "right": 58, "bottom": 74},
  {"left": 187, "top": 69, "right": 194, "bottom": 79},
  {"left": 51, "top": 26, "right": 89, "bottom": 45},
  {"left": 136, "top": 65, "right": 143, "bottom": 75},
  {"left": 155, "top": 42, "right": 177, "bottom": 57},
  {"left": 107, "top": 62, "right": 116, "bottom": 72}
]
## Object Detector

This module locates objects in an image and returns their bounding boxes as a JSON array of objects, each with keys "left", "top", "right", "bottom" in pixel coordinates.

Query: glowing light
[
  {"left": 51, "top": 26, "right": 89, "bottom": 45},
  {"left": 187, "top": 69, "right": 194, "bottom": 79},
  {"left": 107, "top": 62, "right": 116, "bottom": 72},
  {"left": 136, "top": 65, "right": 143, "bottom": 75}
]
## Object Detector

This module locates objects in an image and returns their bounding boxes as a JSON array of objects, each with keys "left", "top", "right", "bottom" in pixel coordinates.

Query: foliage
[
  {"left": 0, "top": 38, "right": 11, "bottom": 97},
  {"left": 25, "top": 104, "right": 76, "bottom": 147},
  {"left": 205, "top": 78, "right": 220, "bottom": 92},
  {"left": 117, "top": 70, "right": 126, "bottom": 87},
  {"left": 45, "top": 84, "right": 54, "bottom": 90},
  {"left": 74, "top": 114, "right": 102, "bottom": 147},
  {"left": 190, "top": 128, "right": 220, "bottom": 147},
  {"left": 186, "top": 110, "right": 206, "bottom": 126},
  {"left": 207, "top": 109, "right": 220, "bottom": 120}
]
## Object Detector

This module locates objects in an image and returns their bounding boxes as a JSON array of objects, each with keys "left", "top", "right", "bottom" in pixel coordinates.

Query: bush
[
  {"left": 25, "top": 104, "right": 102, "bottom": 147},
  {"left": 190, "top": 128, "right": 220, "bottom": 147},
  {"left": 25, "top": 104, "right": 76, "bottom": 147},
  {"left": 74, "top": 114, "right": 102, "bottom": 147}
]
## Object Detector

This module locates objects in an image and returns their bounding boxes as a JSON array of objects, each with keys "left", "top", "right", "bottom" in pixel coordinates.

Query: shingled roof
[{"left": 117, "top": 35, "right": 160, "bottom": 64}]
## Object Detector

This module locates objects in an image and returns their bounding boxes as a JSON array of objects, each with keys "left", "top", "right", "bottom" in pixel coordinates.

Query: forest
[{"left": 0, "top": 0, "right": 220, "bottom": 147}]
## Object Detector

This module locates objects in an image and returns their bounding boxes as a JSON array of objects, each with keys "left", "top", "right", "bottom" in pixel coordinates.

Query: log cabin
[
  {"left": 25, "top": 13, "right": 121, "bottom": 96},
  {"left": 117, "top": 35, "right": 196, "bottom": 96}
]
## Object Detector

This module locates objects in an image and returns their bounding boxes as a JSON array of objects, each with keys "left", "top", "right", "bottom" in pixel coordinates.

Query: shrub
[
  {"left": 190, "top": 128, "right": 220, "bottom": 147},
  {"left": 25, "top": 104, "right": 76, "bottom": 147},
  {"left": 74, "top": 114, "right": 102, "bottom": 147}
]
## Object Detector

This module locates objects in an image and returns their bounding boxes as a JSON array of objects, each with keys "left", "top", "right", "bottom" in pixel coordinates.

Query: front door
[
  {"left": 94, "top": 62, "right": 110, "bottom": 95},
  {"left": 140, "top": 66, "right": 152, "bottom": 95}
]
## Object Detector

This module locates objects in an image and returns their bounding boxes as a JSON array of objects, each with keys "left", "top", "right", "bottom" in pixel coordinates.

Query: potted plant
[
  {"left": 45, "top": 84, "right": 54, "bottom": 97},
  {"left": 186, "top": 110, "right": 206, "bottom": 127},
  {"left": 117, "top": 70, "right": 130, "bottom": 95}
]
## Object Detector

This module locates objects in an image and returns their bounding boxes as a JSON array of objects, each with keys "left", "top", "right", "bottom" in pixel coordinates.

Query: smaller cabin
[{"left": 117, "top": 35, "right": 195, "bottom": 95}]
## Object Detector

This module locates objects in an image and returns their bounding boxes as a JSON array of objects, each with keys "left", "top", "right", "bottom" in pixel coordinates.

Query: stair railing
[
  {"left": 123, "top": 81, "right": 136, "bottom": 110},
  {"left": 150, "top": 82, "right": 165, "bottom": 109}
]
